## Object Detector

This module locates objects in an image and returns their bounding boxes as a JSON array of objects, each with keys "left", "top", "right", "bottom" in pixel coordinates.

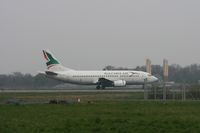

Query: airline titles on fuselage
[{"left": 72, "top": 71, "right": 140, "bottom": 78}]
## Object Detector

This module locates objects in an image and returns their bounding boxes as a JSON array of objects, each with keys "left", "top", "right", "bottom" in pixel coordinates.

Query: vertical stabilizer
[{"left": 42, "top": 50, "right": 73, "bottom": 71}]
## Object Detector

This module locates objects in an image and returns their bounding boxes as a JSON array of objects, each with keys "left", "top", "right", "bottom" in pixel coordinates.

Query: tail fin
[
  {"left": 42, "top": 50, "right": 73, "bottom": 71},
  {"left": 43, "top": 50, "right": 60, "bottom": 67}
]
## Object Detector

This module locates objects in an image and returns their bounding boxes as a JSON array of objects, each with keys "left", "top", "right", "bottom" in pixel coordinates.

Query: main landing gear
[{"left": 96, "top": 85, "right": 105, "bottom": 90}]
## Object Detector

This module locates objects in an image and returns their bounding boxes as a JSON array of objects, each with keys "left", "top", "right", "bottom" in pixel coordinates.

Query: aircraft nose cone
[
  {"left": 146, "top": 75, "right": 159, "bottom": 83},
  {"left": 152, "top": 76, "right": 158, "bottom": 82}
]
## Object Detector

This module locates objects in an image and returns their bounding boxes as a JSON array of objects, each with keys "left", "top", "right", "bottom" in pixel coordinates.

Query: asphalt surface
[{"left": 0, "top": 89, "right": 144, "bottom": 93}]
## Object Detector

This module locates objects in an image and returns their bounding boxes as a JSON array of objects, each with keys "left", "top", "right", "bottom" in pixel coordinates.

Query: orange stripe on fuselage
[{"left": 43, "top": 51, "right": 49, "bottom": 61}]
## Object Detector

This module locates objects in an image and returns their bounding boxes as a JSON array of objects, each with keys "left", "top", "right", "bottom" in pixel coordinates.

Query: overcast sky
[{"left": 0, "top": 0, "right": 200, "bottom": 74}]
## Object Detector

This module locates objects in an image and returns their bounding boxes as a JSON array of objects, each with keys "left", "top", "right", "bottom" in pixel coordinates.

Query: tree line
[
  {"left": 0, "top": 72, "right": 62, "bottom": 89},
  {"left": 0, "top": 64, "right": 199, "bottom": 89}
]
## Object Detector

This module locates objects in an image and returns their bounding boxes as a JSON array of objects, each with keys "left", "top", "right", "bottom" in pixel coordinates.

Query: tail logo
[{"left": 43, "top": 50, "right": 60, "bottom": 68}]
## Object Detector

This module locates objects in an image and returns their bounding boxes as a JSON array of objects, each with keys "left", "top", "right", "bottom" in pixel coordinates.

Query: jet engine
[{"left": 113, "top": 80, "right": 126, "bottom": 87}]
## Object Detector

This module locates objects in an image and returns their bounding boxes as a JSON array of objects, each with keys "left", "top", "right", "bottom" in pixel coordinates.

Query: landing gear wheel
[
  {"left": 101, "top": 85, "right": 105, "bottom": 89},
  {"left": 96, "top": 85, "right": 100, "bottom": 89}
]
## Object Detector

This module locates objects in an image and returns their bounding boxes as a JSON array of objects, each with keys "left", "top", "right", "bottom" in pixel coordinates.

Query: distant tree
[
  {"left": 0, "top": 72, "right": 62, "bottom": 89},
  {"left": 134, "top": 66, "right": 145, "bottom": 71},
  {"left": 103, "top": 65, "right": 116, "bottom": 70},
  {"left": 33, "top": 74, "right": 62, "bottom": 87},
  {"left": 0, "top": 75, "right": 7, "bottom": 87}
]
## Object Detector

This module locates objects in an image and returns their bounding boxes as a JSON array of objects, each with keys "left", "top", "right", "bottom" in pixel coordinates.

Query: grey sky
[{"left": 0, "top": 0, "right": 200, "bottom": 74}]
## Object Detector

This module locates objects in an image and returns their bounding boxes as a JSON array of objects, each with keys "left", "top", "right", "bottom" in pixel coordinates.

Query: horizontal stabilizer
[{"left": 45, "top": 71, "right": 58, "bottom": 76}]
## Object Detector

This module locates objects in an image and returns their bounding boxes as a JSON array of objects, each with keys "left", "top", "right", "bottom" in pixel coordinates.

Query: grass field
[
  {"left": 0, "top": 92, "right": 144, "bottom": 104},
  {"left": 0, "top": 92, "right": 200, "bottom": 133}
]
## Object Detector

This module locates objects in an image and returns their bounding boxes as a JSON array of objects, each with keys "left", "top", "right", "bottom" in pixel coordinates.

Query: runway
[{"left": 0, "top": 89, "right": 144, "bottom": 93}]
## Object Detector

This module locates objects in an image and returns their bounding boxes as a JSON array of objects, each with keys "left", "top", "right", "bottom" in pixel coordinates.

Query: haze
[{"left": 0, "top": 0, "right": 200, "bottom": 74}]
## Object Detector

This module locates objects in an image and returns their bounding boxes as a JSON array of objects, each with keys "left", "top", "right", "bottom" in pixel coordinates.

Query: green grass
[
  {"left": 1, "top": 101, "right": 200, "bottom": 133},
  {"left": 0, "top": 92, "right": 144, "bottom": 104}
]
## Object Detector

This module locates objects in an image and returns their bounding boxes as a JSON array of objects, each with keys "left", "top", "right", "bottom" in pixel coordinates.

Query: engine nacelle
[{"left": 113, "top": 80, "right": 126, "bottom": 87}]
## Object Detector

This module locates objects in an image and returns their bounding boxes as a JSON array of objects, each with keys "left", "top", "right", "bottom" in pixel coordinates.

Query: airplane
[{"left": 40, "top": 50, "right": 158, "bottom": 89}]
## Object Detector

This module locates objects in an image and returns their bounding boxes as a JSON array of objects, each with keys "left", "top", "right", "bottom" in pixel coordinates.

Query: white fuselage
[
  {"left": 41, "top": 50, "right": 158, "bottom": 89},
  {"left": 46, "top": 70, "right": 158, "bottom": 86}
]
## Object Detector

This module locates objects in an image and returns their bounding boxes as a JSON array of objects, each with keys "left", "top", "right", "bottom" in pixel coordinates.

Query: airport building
[{"left": 146, "top": 59, "right": 152, "bottom": 74}]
